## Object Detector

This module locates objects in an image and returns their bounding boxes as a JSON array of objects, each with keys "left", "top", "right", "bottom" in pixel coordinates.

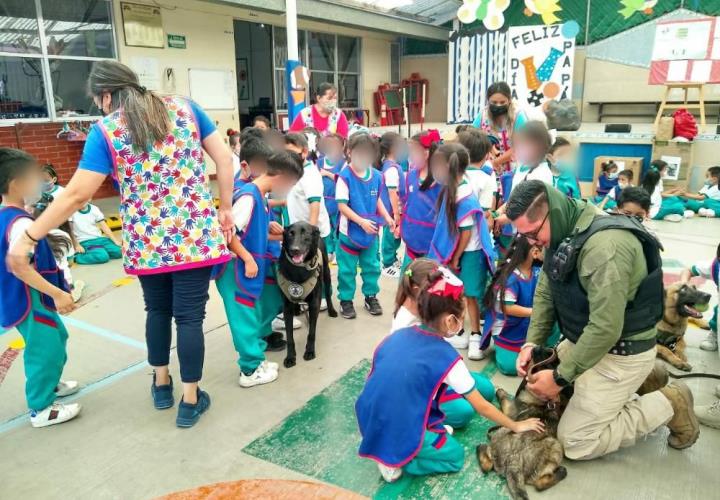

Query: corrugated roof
[{"left": 342, "top": 0, "right": 460, "bottom": 25}]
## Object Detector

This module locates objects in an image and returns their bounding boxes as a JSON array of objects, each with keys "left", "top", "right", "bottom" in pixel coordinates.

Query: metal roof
[{"left": 341, "top": 0, "right": 460, "bottom": 25}]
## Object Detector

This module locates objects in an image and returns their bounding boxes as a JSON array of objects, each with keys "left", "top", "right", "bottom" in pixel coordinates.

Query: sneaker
[
  {"left": 320, "top": 298, "right": 328, "bottom": 311},
  {"left": 377, "top": 463, "right": 403, "bottom": 483},
  {"left": 30, "top": 402, "right": 81, "bottom": 428},
  {"left": 660, "top": 382, "right": 700, "bottom": 449},
  {"left": 663, "top": 214, "right": 683, "bottom": 222},
  {"left": 695, "top": 400, "right": 720, "bottom": 429},
  {"left": 272, "top": 315, "right": 301, "bottom": 332},
  {"left": 151, "top": 373, "right": 174, "bottom": 410},
  {"left": 382, "top": 266, "right": 400, "bottom": 278},
  {"left": 264, "top": 332, "right": 287, "bottom": 352},
  {"left": 698, "top": 208, "right": 709, "bottom": 217},
  {"left": 55, "top": 380, "right": 80, "bottom": 398},
  {"left": 468, "top": 334, "right": 486, "bottom": 360},
  {"left": 446, "top": 330, "right": 469, "bottom": 350},
  {"left": 340, "top": 300, "right": 356, "bottom": 319},
  {"left": 239, "top": 364, "right": 279, "bottom": 388},
  {"left": 705, "top": 209, "right": 716, "bottom": 218},
  {"left": 699, "top": 331, "right": 718, "bottom": 351},
  {"left": 364, "top": 295, "right": 383, "bottom": 316},
  {"left": 176, "top": 389, "right": 211, "bottom": 428},
  {"left": 684, "top": 210, "right": 695, "bottom": 219},
  {"left": 260, "top": 359, "right": 279, "bottom": 372},
  {"left": 443, "top": 424, "right": 454, "bottom": 435},
  {"left": 71, "top": 280, "right": 85, "bottom": 303}
]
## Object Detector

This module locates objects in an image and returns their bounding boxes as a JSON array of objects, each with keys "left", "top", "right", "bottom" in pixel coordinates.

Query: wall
[
  {"left": 400, "top": 55, "right": 448, "bottom": 123},
  {"left": 362, "top": 37, "right": 392, "bottom": 124},
  {"left": 0, "top": 123, "right": 116, "bottom": 198}
]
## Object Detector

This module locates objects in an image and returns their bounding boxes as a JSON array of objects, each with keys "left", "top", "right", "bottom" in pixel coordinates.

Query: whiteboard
[
  {"left": 188, "top": 68, "right": 235, "bottom": 110},
  {"left": 651, "top": 19, "right": 712, "bottom": 61}
]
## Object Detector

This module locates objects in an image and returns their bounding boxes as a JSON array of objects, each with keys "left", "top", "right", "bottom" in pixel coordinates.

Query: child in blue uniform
[
  {"left": 427, "top": 143, "right": 496, "bottom": 356},
  {"left": 0, "top": 148, "right": 81, "bottom": 428},
  {"left": 336, "top": 133, "right": 394, "bottom": 319},
  {"left": 594, "top": 160, "right": 619, "bottom": 203},
  {"left": 457, "top": 129, "right": 496, "bottom": 213},
  {"left": 356, "top": 267, "right": 543, "bottom": 482},
  {"left": 481, "top": 237, "right": 554, "bottom": 375},
  {"left": 400, "top": 130, "right": 443, "bottom": 269},
  {"left": 599, "top": 169, "right": 633, "bottom": 211},
  {"left": 214, "top": 151, "right": 303, "bottom": 387},
  {"left": 379, "top": 132, "right": 407, "bottom": 276},
  {"left": 317, "top": 133, "right": 346, "bottom": 258},
  {"left": 548, "top": 137, "right": 581, "bottom": 200}
]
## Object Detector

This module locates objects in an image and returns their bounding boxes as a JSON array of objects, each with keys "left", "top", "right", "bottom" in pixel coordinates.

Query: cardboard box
[
  {"left": 592, "top": 156, "right": 644, "bottom": 194},
  {"left": 651, "top": 140, "right": 694, "bottom": 188},
  {"left": 656, "top": 116, "right": 674, "bottom": 141}
]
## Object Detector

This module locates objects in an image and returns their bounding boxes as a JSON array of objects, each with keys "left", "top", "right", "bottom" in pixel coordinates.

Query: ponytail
[
  {"left": 434, "top": 143, "right": 470, "bottom": 236},
  {"left": 413, "top": 131, "right": 441, "bottom": 191},
  {"left": 483, "top": 236, "right": 533, "bottom": 315},
  {"left": 88, "top": 60, "right": 171, "bottom": 149}
]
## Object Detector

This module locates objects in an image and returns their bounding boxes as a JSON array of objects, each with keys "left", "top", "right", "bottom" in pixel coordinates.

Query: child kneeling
[
  {"left": 71, "top": 202, "right": 121, "bottom": 265},
  {"left": 356, "top": 267, "right": 543, "bottom": 482}
]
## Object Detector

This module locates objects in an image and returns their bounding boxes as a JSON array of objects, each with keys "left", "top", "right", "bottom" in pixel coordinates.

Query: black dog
[{"left": 278, "top": 222, "right": 337, "bottom": 368}]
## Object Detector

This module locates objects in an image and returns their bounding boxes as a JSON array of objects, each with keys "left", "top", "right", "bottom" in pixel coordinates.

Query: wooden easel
[{"left": 654, "top": 83, "right": 706, "bottom": 133}]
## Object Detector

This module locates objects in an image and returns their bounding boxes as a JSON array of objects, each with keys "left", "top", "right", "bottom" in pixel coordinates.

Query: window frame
[{"left": 0, "top": 0, "right": 118, "bottom": 124}]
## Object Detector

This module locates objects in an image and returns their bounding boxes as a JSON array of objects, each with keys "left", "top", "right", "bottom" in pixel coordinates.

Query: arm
[
  {"left": 597, "top": 195, "right": 609, "bottom": 210},
  {"left": 69, "top": 226, "right": 84, "bottom": 254},
  {"left": 202, "top": 131, "right": 234, "bottom": 242},
  {"left": 308, "top": 201, "right": 320, "bottom": 227},
  {"left": 450, "top": 229, "right": 471, "bottom": 270},
  {"left": 228, "top": 238, "right": 258, "bottom": 278},
  {"left": 376, "top": 197, "right": 394, "bottom": 228},
  {"left": 388, "top": 188, "right": 401, "bottom": 224},
  {"left": 517, "top": 271, "right": 557, "bottom": 376},
  {"left": 682, "top": 192, "right": 704, "bottom": 200},
  {"left": 268, "top": 198, "right": 286, "bottom": 208},
  {"left": 504, "top": 304, "right": 533, "bottom": 318},
  {"left": 338, "top": 202, "right": 377, "bottom": 234},
  {"left": 465, "top": 390, "right": 543, "bottom": 433},
  {"left": 493, "top": 148, "right": 513, "bottom": 170},
  {"left": 98, "top": 221, "right": 121, "bottom": 246}
]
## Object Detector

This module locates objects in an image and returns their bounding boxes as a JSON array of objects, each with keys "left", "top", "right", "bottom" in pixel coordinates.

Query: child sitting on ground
[
  {"left": 0, "top": 147, "right": 80, "bottom": 427},
  {"left": 40, "top": 164, "right": 65, "bottom": 197},
  {"left": 599, "top": 169, "right": 634, "bottom": 210},
  {"left": 356, "top": 267, "right": 543, "bottom": 483},
  {"left": 681, "top": 166, "right": 720, "bottom": 218},
  {"left": 594, "top": 160, "right": 619, "bottom": 202},
  {"left": 481, "top": 236, "right": 546, "bottom": 375},
  {"left": 641, "top": 160, "right": 686, "bottom": 222},
  {"left": 71, "top": 201, "right": 122, "bottom": 265},
  {"left": 547, "top": 137, "right": 581, "bottom": 200}
]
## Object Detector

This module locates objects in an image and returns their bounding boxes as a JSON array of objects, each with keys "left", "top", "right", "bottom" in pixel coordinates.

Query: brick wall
[{"left": 0, "top": 123, "right": 116, "bottom": 199}]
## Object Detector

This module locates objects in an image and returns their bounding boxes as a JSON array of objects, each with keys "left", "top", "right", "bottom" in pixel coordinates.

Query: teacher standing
[
  {"left": 7, "top": 60, "right": 235, "bottom": 428},
  {"left": 290, "top": 82, "right": 349, "bottom": 138}
]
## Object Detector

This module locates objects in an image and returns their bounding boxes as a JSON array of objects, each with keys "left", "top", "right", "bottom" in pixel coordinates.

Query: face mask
[
  {"left": 618, "top": 182, "right": 628, "bottom": 189},
  {"left": 608, "top": 172, "right": 619, "bottom": 180},
  {"left": 446, "top": 315, "right": 463, "bottom": 337},
  {"left": 489, "top": 103, "right": 508, "bottom": 117},
  {"left": 705, "top": 180, "right": 714, "bottom": 186},
  {"left": 555, "top": 160, "right": 574, "bottom": 173},
  {"left": 323, "top": 100, "right": 337, "bottom": 113},
  {"left": 41, "top": 180, "right": 54, "bottom": 192}
]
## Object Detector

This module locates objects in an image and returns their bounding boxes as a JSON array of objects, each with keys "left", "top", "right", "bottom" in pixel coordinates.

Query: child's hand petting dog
[
  {"left": 243, "top": 257, "right": 259, "bottom": 278},
  {"left": 511, "top": 418, "right": 545, "bottom": 434},
  {"left": 269, "top": 221, "right": 284, "bottom": 235}
]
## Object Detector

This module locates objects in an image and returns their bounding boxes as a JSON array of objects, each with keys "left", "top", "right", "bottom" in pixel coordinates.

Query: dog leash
[{"left": 668, "top": 371, "right": 720, "bottom": 380}]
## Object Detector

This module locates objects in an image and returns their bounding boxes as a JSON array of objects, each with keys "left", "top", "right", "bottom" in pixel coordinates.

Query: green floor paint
[
  {"left": 243, "top": 359, "right": 509, "bottom": 499},
  {"left": 662, "top": 258, "right": 685, "bottom": 268}
]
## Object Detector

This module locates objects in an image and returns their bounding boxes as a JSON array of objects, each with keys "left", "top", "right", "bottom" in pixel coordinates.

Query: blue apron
[
  {"left": 338, "top": 167, "right": 383, "bottom": 250},
  {"left": 380, "top": 159, "right": 407, "bottom": 219},
  {"left": 319, "top": 156, "right": 346, "bottom": 219},
  {"left": 356, "top": 325, "right": 461, "bottom": 467},
  {"left": 597, "top": 174, "right": 618, "bottom": 197},
  {"left": 401, "top": 169, "right": 442, "bottom": 258}
]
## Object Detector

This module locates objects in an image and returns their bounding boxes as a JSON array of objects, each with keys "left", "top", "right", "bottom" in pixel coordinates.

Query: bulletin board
[
  {"left": 649, "top": 17, "right": 720, "bottom": 84},
  {"left": 188, "top": 69, "right": 235, "bottom": 110}
]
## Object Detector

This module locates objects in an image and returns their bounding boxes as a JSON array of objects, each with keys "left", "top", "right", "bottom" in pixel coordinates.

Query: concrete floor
[{"left": 0, "top": 211, "right": 718, "bottom": 499}]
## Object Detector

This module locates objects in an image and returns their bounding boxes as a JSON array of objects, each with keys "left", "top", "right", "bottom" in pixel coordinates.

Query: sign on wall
[
  {"left": 649, "top": 17, "right": 720, "bottom": 84},
  {"left": 506, "top": 24, "right": 575, "bottom": 108},
  {"left": 121, "top": 2, "right": 164, "bottom": 49}
]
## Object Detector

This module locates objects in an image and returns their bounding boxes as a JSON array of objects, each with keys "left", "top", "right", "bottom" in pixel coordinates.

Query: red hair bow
[
  {"left": 419, "top": 129, "right": 442, "bottom": 149},
  {"left": 427, "top": 267, "right": 464, "bottom": 300}
]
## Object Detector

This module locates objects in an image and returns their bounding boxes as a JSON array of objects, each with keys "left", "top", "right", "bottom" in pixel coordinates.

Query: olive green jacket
[{"left": 527, "top": 204, "right": 656, "bottom": 382}]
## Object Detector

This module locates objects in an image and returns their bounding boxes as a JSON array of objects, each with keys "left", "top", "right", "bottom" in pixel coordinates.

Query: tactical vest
[{"left": 544, "top": 214, "right": 664, "bottom": 342}]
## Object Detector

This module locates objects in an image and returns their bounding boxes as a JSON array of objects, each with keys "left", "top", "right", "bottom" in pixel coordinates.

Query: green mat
[{"left": 243, "top": 359, "right": 509, "bottom": 499}]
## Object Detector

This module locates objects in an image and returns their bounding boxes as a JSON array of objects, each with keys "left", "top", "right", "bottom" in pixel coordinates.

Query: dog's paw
[
  {"left": 303, "top": 350, "right": 316, "bottom": 361},
  {"left": 555, "top": 466, "right": 568, "bottom": 481},
  {"left": 678, "top": 362, "right": 692, "bottom": 372},
  {"left": 283, "top": 357, "right": 296, "bottom": 368},
  {"left": 327, "top": 308, "right": 338, "bottom": 318}
]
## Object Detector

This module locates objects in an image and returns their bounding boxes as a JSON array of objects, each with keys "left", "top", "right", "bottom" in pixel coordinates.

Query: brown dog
[{"left": 656, "top": 282, "right": 711, "bottom": 371}]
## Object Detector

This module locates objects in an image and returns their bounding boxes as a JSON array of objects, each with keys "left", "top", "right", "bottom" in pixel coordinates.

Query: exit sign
[{"left": 167, "top": 34, "right": 186, "bottom": 49}]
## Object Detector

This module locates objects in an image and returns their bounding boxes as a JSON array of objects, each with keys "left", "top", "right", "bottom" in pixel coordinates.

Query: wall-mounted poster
[
  {"left": 121, "top": 2, "right": 164, "bottom": 48},
  {"left": 506, "top": 24, "right": 575, "bottom": 108},
  {"left": 649, "top": 17, "right": 720, "bottom": 84},
  {"left": 237, "top": 58, "right": 250, "bottom": 101}
]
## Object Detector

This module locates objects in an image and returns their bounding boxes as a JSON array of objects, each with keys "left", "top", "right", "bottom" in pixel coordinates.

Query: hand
[
  {"left": 269, "top": 221, "right": 284, "bottom": 235},
  {"left": 53, "top": 290, "right": 76, "bottom": 315},
  {"left": 449, "top": 258, "right": 460, "bottom": 272},
  {"left": 218, "top": 207, "right": 235, "bottom": 244},
  {"left": 511, "top": 418, "right": 545, "bottom": 434},
  {"left": 526, "top": 369, "right": 561, "bottom": 402},
  {"left": 393, "top": 218, "right": 401, "bottom": 238},
  {"left": 516, "top": 345, "right": 534, "bottom": 377},
  {"left": 75, "top": 245, "right": 86, "bottom": 254},
  {"left": 359, "top": 218, "right": 378, "bottom": 235},
  {"left": 244, "top": 257, "right": 258, "bottom": 278},
  {"left": 385, "top": 217, "right": 396, "bottom": 233},
  {"left": 6, "top": 233, "right": 35, "bottom": 276},
  {"left": 111, "top": 238, "right": 122, "bottom": 247}
]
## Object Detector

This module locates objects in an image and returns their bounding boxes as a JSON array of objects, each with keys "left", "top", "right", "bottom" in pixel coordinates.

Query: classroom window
[{"left": 0, "top": 0, "right": 115, "bottom": 122}]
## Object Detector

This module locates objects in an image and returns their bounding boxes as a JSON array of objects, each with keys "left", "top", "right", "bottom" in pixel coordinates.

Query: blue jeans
[{"left": 138, "top": 266, "right": 213, "bottom": 383}]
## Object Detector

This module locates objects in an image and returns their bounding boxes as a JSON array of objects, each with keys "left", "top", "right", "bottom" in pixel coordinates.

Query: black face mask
[{"left": 489, "top": 104, "right": 508, "bottom": 117}]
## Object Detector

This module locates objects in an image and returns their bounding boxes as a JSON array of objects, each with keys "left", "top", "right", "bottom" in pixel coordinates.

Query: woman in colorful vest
[
  {"left": 7, "top": 60, "right": 235, "bottom": 428},
  {"left": 289, "top": 82, "right": 349, "bottom": 138}
]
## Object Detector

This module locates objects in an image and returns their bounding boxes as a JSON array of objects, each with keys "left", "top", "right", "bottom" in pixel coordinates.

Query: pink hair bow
[
  {"left": 419, "top": 129, "right": 442, "bottom": 149},
  {"left": 427, "top": 267, "right": 464, "bottom": 300}
]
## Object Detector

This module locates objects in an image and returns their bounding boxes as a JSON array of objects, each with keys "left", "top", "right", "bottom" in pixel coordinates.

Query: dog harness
[
  {"left": 277, "top": 249, "right": 322, "bottom": 303},
  {"left": 656, "top": 328, "right": 681, "bottom": 351},
  {"left": 546, "top": 214, "right": 664, "bottom": 349}
]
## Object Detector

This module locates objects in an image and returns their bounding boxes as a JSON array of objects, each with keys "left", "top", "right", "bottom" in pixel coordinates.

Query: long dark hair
[
  {"left": 33, "top": 193, "right": 72, "bottom": 261},
  {"left": 641, "top": 169, "right": 661, "bottom": 196},
  {"left": 483, "top": 236, "right": 533, "bottom": 315},
  {"left": 433, "top": 143, "right": 470, "bottom": 236},
  {"left": 412, "top": 131, "right": 441, "bottom": 191},
  {"left": 88, "top": 60, "right": 171, "bottom": 149},
  {"left": 380, "top": 132, "right": 401, "bottom": 162},
  {"left": 417, "top": 268, "right": 466, "bottom": 327}
]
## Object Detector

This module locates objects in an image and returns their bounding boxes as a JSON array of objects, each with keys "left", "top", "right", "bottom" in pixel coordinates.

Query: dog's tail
[{"left": 505, "top": 470, "right": 530, "bottom": 500}]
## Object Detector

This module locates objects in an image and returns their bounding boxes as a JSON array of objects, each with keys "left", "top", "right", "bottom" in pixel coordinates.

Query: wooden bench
[{"left": 587, "top": 101, "right": 720, "bottom": 123}]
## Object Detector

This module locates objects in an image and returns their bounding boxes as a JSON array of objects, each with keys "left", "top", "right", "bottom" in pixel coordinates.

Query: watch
[{"left": 552, "top": 368, "right": 571, "bottom": 388}]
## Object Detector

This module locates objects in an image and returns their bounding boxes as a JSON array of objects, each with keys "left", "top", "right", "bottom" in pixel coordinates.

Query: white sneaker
[
  {"left": 239, "top": 364, "right": 279, "bottom": 388},
  {"left": 377, "top": 463, "right": 402, "bottom": 483},
  {"left": 320, "top": 298, "right": 328, "bottom": 311},
  {"left": 698, "top": 208, "right": 709, "bottom": 217},
  {"left": 71, "top": 280, "right": 85, "bottom": 303},
  {"left": 55, "top": 380, "right": 80, "bottom": 398},
  {"left": 30, "top": 402, "right": 81, "bottom": 428},
  {"left": 272, "top": 315, "right": 302, "bottom": 332},
  {"left": 382, "top": 266, "right": 400, "bottom": 278},
  {"left": 663, "top": 214, "right": 683, "bottom": 222},
  {"left": 446, "top": 332, "right": 469, "bottom": 350},
  {"left": 695, "top": 400, "right": 720, "bottom": 429},
  {"left": 443, "top": 424, "right": 454, "bottom": 435},
  {"left": 684, "top": 210, "right": 695, "bottom": 219},
  {"left": 468, "top": 334, "right": 486, "bottom": 360},
  {"left": 260, "top": 360, "right": 279, "bottom": 372},
  {"left": 699, "top": 331, "right": 718, "bottom": 351},
  {"left": 705, "top": 209, "right": 716, "bottom": 218}
]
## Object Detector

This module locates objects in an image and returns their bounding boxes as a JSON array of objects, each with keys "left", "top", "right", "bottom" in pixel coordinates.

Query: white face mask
[
  {"left": 323, "top": 100, "right": 338, "bottom": 113},
  {"left": 608, "top": 171, "right": 619, "bottom": 180},
  {"left": 445, "top": 314, "right": 463, "bottom": 337}
]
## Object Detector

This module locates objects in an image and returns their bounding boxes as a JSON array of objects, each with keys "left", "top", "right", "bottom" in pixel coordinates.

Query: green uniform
[
  {"left": 381, "top": 227, "right": 401, "bottom": 268},
  {"left": 527, "top": 197, "right": 655, "bottom": 382},
  {"left": 257, "top": 264, "right": 284, "bottom": 338},
  {"left": 404, "top": 429, "right": 465, "bottom": 476},
  {"left": 15, "top": 290, "right": 69, "bottom": 411},
  {"left": 553, "top": 172, "right": 581, "bottom": 200},
  {"left": 653, "top": 195, "right": 686, "bottom": 220},
  {"left": 74, "top": 236, "right": 122, "bottom": 265},
  {"left": 336, "top": 233, "right": 380, "bottom": 302}
]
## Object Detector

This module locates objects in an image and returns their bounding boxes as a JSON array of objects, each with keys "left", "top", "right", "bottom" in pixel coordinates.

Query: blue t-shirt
[{"left": 78, "top": 99, "right": 216, "bottom": 175}]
